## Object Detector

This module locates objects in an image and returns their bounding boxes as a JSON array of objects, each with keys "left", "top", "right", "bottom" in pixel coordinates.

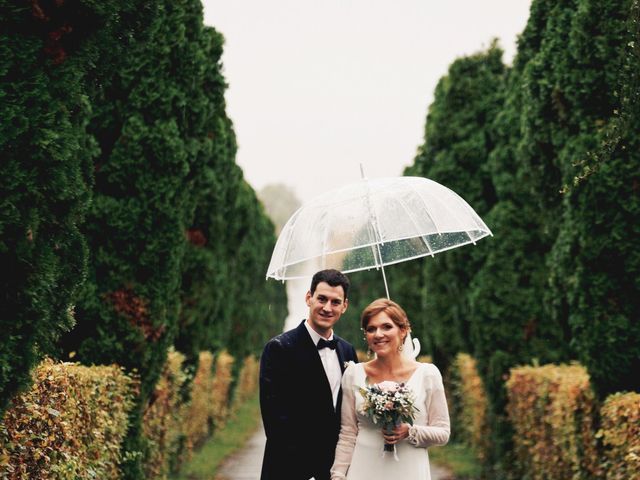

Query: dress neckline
[{"left": 362, "top": 362, "right": 423, "bottom": 386}]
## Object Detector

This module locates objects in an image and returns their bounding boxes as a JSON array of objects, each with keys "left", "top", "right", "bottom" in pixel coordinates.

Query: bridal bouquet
[{"left": 358, "top": 381, "right": 418, "bottom": 458}]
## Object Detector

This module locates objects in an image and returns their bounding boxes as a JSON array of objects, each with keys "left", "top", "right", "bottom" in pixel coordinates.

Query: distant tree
[{"left": 258, "top": 183, "right": 302, "bottom": 234}]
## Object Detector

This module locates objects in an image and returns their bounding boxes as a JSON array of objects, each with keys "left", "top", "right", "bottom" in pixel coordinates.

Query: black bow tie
[{"left": 317, "top": 338, "right": 337, "bottom": 350}]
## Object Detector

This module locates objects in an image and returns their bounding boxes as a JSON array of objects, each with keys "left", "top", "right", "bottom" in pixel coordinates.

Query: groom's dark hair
[{"left": 310, "top": 269, "right": 350, "bottom": 300}]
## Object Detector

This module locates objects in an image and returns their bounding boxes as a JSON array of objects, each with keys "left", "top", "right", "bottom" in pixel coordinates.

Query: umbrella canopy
[{"left": 267, "top": 176, "right": 492, "bottom": 288}]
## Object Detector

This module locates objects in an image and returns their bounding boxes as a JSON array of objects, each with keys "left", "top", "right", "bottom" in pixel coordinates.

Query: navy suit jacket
[{"left": 259, "top": 320, "right": 358, "bottom": 480}]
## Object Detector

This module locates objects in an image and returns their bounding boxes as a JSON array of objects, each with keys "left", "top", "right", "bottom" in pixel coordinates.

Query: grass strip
[
  {"left": 172, "top": 393, "right": 262, "bottom": 480},
  {"left": 428, "top": 442, "right": 482, "bottom": 479}
]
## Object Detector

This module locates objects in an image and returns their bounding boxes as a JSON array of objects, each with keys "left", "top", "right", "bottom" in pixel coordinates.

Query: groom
[{"left": 259, "top": 269, "right": 358, "bottom": 480}]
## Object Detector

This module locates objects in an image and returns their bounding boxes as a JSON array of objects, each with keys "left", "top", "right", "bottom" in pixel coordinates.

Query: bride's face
[{"left": 364, "top": 311, "right": 404, "bottom": 357}]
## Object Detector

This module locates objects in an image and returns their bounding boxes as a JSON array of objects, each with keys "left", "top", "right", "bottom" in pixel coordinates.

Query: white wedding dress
[{"left": 331, "top": 362, "right": 450, "bottom": 480}]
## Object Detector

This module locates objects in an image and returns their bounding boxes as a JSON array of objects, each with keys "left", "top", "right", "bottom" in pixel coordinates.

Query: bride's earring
[
  {"left": 363, "top": 332, "right": 372, "bottom": 358},
  {"left": 398, "top": 337, "right": 405, "bottom": 352}
]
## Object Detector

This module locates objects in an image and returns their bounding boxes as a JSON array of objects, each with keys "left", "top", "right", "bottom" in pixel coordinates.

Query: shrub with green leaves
[
  {"left": 54, "top": 2, "right": 234, "bottom": 476},
  {"left": 0, "top": 0, "right": 97, "bottom": 415},
  {"left": 547, "top": 0, "right": 640, "bottom": 397},
  {"left": 409, "top": 44, "right": 505, "bottom": 374}
]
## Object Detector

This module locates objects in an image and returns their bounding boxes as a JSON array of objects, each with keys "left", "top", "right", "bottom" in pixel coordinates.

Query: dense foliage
[
  {"left": 408, "top": 45, "right": 505, "bottom": 375},
  {"left": 506, "top": 364, "right": 599, "bottom": 480},
  {"left": 0, "top": 0, "right": 96, "bottom": 414},
  {"left": 0, "top": 360, "right": 136, "bottom": 479},
  {"left": 547, "top": 0, "right": 640, "bottom": 398},
  {"left": 346, "top": 0, "right": 640, "bottom": 475},
  {"left": 1, "top": 1, "right": 286, "bottom": 477},
  {"left": 599, "top": 391, "right": 640, "bottom": 479}
]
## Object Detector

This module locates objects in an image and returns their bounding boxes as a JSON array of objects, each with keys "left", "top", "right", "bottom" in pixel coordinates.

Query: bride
[{"left": 330, "top": 299, "right": 450, "bottom": 480}]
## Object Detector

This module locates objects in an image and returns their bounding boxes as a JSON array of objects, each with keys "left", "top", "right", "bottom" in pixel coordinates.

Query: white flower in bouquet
[{"left": 358, "top": 381, "right": 418, "bottom": 458}]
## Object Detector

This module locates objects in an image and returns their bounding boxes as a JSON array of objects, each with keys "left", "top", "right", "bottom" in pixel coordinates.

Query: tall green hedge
[
  {"left": 409, "top": 44, "right": 505, "bottom": 374},
  {"left": 174, "top": 110, "right": 240, "bottom": 374},
  {"left": 172, "top": 27, "right": 287, "bottom": 373},
  {"left": 57, "top": 2, "right": 199, "bottom": 475},
  {"left": 0, "top": 0, "right": 96, "bottom": 415},
  {"left": 225, "top": 181, "right": 288, "bottom": 360},
  {"left": 547, "top": 0, "right": 640, "bottom": 397},
  {"left": 467, "top": 2, "right": 575, "bottom": 468},
  {"left": 395, "top": 1, "right": 638, "bottom": 474}
]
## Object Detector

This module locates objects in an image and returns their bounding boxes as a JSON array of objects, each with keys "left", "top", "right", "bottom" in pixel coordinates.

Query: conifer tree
[
  {"left": 57, "top": 2, "right": 215, "bottom": 475},
  {"left": 409, "top": 45, "right": 505, "bottom": 374},
  {"left": 0, "top": 0, "right": 96, "bottom": 414},
  {"left": 547, "top": 0, "right": 640, "bottom": 397},
  {"left": 470, "top": 0, "right": 637, "bottom": 471}
]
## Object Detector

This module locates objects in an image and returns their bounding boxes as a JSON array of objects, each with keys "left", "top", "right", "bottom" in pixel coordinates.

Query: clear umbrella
[{"left": 266, "top": 175, "right": 492, "bottom": 299}]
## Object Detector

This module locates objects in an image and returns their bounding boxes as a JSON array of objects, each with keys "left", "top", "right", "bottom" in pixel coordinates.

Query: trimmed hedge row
[
  {"left": 183, "top": 351, "right": 216, "bottom": 451},
  {"left": 210, "top": 351, "right": 235, "bottom": 432},
  {"left": 506, "top": 364, "right": 600, "bottom": 480},
  {"left": 449, "top": 353, "right": 488, "bottom": 461},
  {"left": 232, "top": 355, "right": 260, "bottom": 410},
  {"left": 141, "top": 348, "right": 249, "bottom": 479},
  {"left": 0, "top": 350, "right": 259, "bottom": 479},
  {"left": 448, "top": 357, "right": 640, "bottom": 480},
  {"left": 0, "top": 359, "right": 136, "bottom": 479},
  {"left": 599, "top": 392, "right": 640, "bottom": 480},
  {"left": 142, "top": 349, "right": 190, "bottom": 479}
]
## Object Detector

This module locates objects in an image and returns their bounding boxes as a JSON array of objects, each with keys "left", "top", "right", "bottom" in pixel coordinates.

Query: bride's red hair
[{"left": 360, "top": 298, "right": 411, "bottom": 333}]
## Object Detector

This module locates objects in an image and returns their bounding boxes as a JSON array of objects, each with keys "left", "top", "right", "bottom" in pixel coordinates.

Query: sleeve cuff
[{"left": 408, "top": 425, "right": 419, "bottom": 445}]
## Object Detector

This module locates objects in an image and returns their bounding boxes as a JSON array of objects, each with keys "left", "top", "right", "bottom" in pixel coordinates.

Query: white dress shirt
[{"left": 305, "top": 320, "right": 342, "bottom": 409}]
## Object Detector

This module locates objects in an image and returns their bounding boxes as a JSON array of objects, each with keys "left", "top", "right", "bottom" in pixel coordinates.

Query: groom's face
[{"left": 306, "top": 281, "right": 348, "bottom": 337}]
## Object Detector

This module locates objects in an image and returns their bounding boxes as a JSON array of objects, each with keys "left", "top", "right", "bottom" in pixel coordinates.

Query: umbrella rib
[
  {"left": 277, "top": 210, "right": 300, "bottom": 279},
  {"left": 363, "top": 178, "right": 390, "bottom": 298},
  {"left": 395, "top": 191, "right": 436, "bottom": 258},
  {"left": 437, "top": 189, "right": 477, "bottom": 245},
  {"left": 321, "top": 210, "right": 330, "bottom": 270},
  {"left": 407, "top": 179, "right": 475, "bottom": 245},
  {"left": 405, "top": 179, "right": 443, "bottom": 235},
  {"left": 448, "top": 189, "right": 493, "bottom": 241}
]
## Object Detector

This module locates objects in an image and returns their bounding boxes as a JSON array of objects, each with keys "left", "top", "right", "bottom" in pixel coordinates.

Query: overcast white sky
[{"left": 202, "top": 1, "right": 532, "bottom": 204}]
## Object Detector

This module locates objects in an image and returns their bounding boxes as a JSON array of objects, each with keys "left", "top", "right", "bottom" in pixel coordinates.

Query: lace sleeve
[
  {"left": 330, "top": 364, "right": 358, "bottom": 479},
  {"left": 407, "top": 364, "right": 450, "bottom": 448}
]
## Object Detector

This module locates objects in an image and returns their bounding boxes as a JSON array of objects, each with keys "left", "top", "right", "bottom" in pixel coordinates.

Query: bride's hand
[{"left": 382, "top": 423, "right": 410, "bottom": 444}]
